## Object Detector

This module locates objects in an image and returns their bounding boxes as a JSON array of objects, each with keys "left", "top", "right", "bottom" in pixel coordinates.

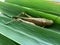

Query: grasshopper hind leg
[
  {"left": 2, "top": 19, "right": 16, "bottom": 24},
  {"left": 21, "top": 12, "right": 33, "bottom": 18}
]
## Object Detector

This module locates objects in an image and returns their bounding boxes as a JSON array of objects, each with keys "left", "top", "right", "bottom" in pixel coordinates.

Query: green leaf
[
  {"left": 0, "top": 1, "right": 60, "bottom": 45},
  {"left": 0, "top": 25, "right": 19, "bottom": 45},
  {"left": 5, "top": 0, "right": 60, "bottom": 16},
  {"left": 0, "top": 14, "right": 60, "bottom": 45}
]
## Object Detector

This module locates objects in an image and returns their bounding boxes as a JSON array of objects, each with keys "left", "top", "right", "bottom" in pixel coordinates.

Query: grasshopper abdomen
[{"left": 21, "top": 18, "right": 53, "bottom": 27}]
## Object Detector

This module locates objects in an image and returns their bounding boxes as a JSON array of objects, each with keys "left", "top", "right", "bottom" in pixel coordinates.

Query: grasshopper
[{"left": 4, "top": 12, "right": 53, "bottom": 27}]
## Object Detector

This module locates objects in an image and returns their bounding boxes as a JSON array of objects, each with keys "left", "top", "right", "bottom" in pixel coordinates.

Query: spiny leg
[
  {"left": 15, "top": 12, "right": 33, "bottom": 18},
  {"left": 3, "top": 12, "right": 25, "bottom": 24},
  {"left": 2, "top": 19, "right": 16, "bottom": 24},
  {"left": 2, "top": 12, "right": 23, "bottom": 25},
  {"left": 20, "top": 12, "right": 33, "bottom": 18},
  {"left": 3, "top": 12, "right": 33, "bottom": 24}
]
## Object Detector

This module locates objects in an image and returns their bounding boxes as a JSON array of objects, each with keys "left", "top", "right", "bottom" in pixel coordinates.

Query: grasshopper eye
[{"left": 46, "top": 20, "right": 53, "bottom": 25}]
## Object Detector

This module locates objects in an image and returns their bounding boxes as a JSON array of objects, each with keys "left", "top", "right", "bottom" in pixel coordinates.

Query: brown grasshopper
[{"left": 4, "top": 12, "right": 53, "bottom": 27}]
